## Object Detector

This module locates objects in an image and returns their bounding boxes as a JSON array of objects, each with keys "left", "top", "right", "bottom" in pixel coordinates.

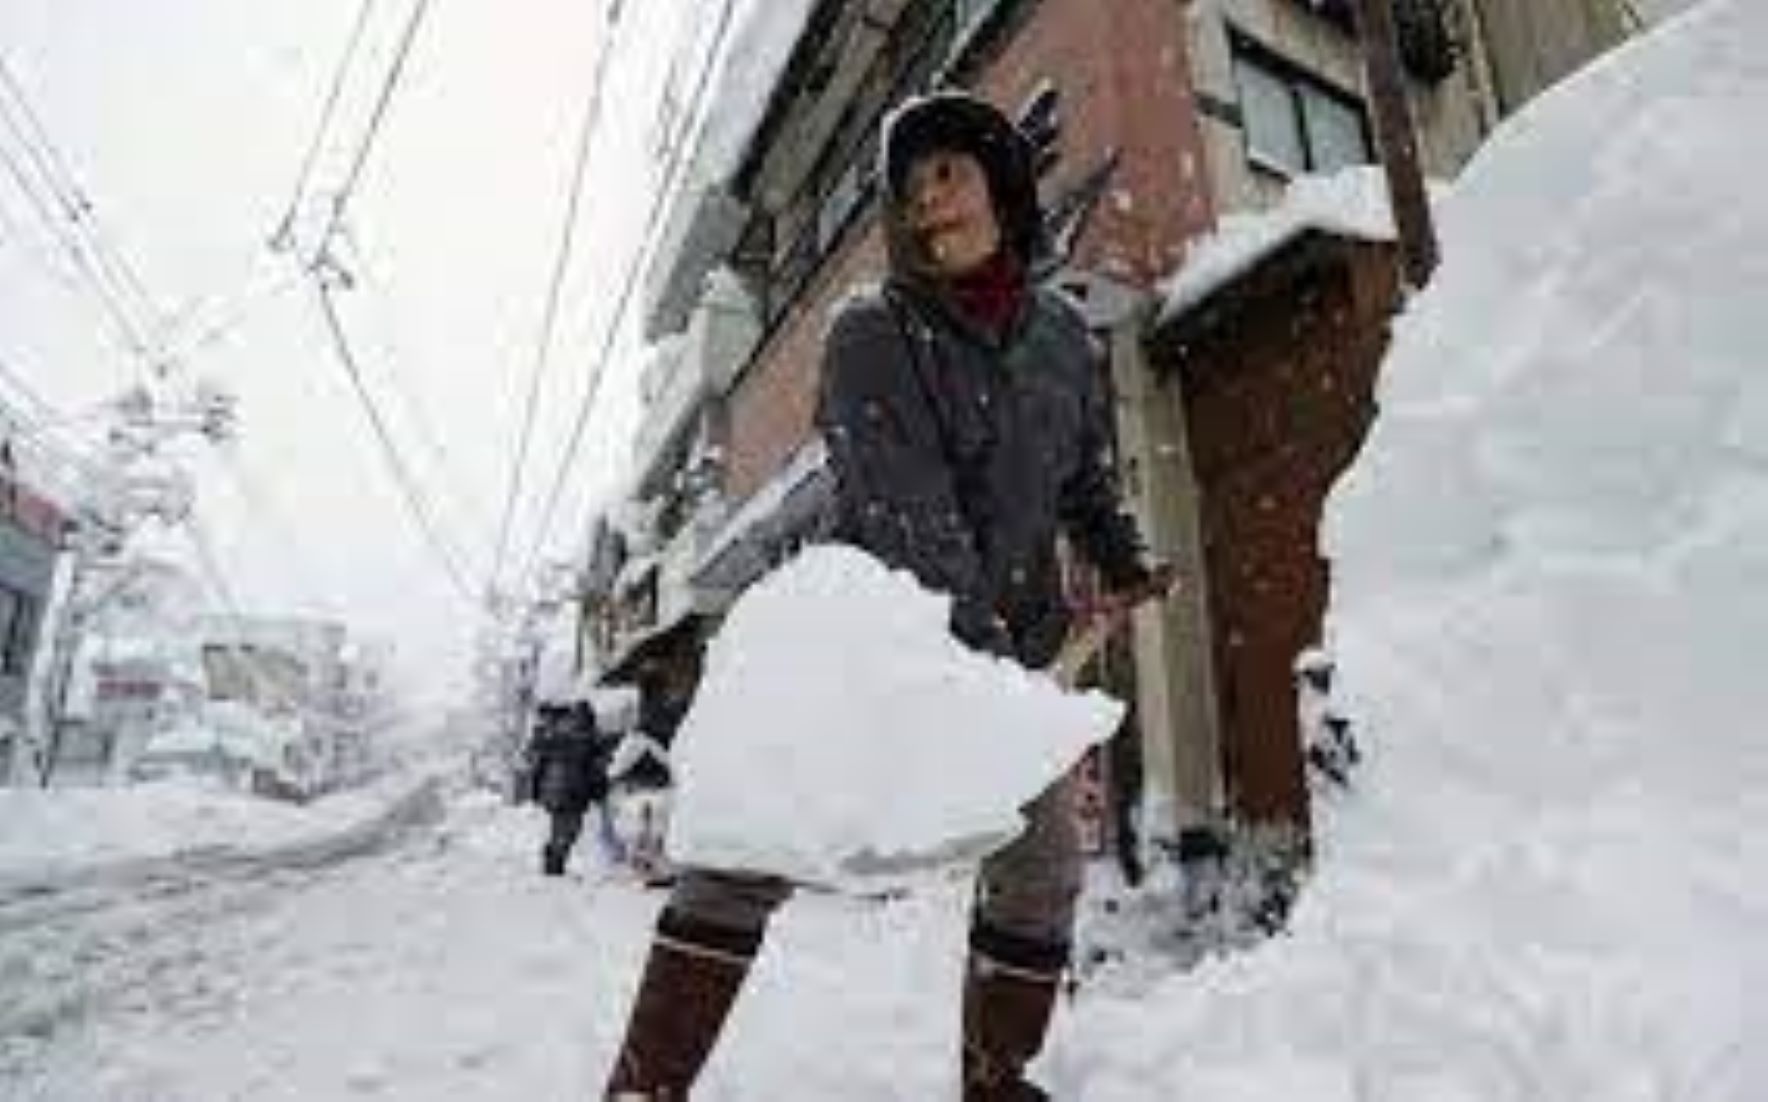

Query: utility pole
[
  {"left": 1352, "top": 0, "right": 1441, "bottom": 290},
  {"left": 32, "top": 379, "right": 236, "bottom": 786}
]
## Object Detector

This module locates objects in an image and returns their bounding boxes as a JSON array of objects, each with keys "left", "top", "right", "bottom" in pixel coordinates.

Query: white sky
[{"left": 0, "top": 0, "right": 712, "bottom": 704}]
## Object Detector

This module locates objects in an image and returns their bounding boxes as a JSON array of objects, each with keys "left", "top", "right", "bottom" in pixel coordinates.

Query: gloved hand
[
  {"left": 1082, "top": 559, "right": 1179, "bottom": 623},
  {"left": 951, "top": 597, "right": 1016, "bottom": 658}
]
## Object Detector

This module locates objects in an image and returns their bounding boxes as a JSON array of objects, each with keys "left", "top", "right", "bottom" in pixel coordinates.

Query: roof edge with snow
[{"left": 1155, "top": 167, "right": 1398, "bottom": 330}]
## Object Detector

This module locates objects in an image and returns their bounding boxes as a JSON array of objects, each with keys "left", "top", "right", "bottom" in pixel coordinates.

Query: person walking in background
[{"left": 528, "top": 700, "right": 620, "bottom": 877}]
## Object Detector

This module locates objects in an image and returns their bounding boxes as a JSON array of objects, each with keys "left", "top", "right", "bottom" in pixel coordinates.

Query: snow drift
[
  {"left": 1048, "top": 3, "right": 1767, "bottom": 1098},
  {"left": 667, "top": 544, "right": 1123, "bottom": 886}
]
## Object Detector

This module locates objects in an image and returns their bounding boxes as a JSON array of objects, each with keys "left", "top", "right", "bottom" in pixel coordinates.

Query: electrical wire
[
  {"left": 512, "top": 0, "right": 740, "bottom": 589},
  {"left": 314, "top": 0, "right": 437, "bottom": 252},
  {"left": 0, "top": 58, "right": 165, "bottom": 357},
  {"left": 311, "top": 278, "right": 479, "bottom": 607},
  {"left": 0, "top": 132, "right": 154, "bottom": 367},
  {"left": 486, "top": 0, "right": 624, "bottom": 600},
  {"left": 272, "top": 0, "right": 382, "bottom": 250},
  {"left": 163, "top": 258, "right": 306, "bottom": 364}
]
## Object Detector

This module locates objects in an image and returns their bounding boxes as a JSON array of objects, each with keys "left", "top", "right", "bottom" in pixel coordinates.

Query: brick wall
[{"left": 724, "top": 226, "right": 888, "bottom": 503}]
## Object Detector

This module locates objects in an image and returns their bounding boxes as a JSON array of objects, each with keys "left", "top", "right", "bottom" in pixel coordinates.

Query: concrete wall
[{"left": 1471, "top": 0, "right": 1629, "bottom": 112}]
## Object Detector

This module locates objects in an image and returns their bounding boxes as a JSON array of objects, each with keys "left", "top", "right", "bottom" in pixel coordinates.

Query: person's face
[{"left": 904, "top": 149, "right": 1002, "bottom": 277}]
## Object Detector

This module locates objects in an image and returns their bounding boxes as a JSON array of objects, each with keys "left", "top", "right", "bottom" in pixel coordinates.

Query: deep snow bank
[{"left": 1048, "top": 3, "right": 1767, "bottom": 1098}]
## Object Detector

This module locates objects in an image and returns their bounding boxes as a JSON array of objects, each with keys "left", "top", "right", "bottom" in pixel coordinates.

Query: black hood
[{"left": 878, "top": 91, "right": 1044, "bottom": 274}]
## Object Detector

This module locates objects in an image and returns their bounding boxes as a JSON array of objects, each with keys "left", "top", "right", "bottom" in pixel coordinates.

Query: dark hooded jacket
[
  {"left": 529, "top": 703, "right": 612, "bottom": 815},
  {"left": 815, "top": 92, "right": 1148, "bottom": 667}
]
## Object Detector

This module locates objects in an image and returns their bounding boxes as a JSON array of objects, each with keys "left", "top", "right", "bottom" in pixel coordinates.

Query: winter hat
[{"left": 879, "top": 91, "right": 1044, "bottom": 265}]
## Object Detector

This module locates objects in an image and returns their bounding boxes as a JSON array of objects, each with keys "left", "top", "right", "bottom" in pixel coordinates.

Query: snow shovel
[{"left": 831, "top": 567, "right": 1179, "bottom": 886}]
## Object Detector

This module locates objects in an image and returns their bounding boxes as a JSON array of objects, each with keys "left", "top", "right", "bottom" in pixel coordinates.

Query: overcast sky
[{"left": 0, "top": 0, "right": 715, "bottom": 705}]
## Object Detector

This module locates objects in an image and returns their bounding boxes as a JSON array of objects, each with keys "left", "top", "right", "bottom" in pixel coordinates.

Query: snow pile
[
  {"left": 139, "top": 701, "right": 299, "bottom": 767},
  {"left": 0, "top": 770, "right": 422, "bottom": 886},
  {"left": 0, "top": 779, "right": 314, "bottom": 879},
  {"left": 1157, "top": 165, "right": 1396, "bottom": 321},
  {"left": 668, "top": 544, "right": 1122, "bottom": 886},
  {"left": 1048, "top": 3, "right": 1766, "bottom": 1097}
]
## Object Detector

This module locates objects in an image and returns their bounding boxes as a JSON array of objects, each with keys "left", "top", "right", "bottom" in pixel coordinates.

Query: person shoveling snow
[{"left": 603, "top": 90, "right": 1173, "bottom": 1102}]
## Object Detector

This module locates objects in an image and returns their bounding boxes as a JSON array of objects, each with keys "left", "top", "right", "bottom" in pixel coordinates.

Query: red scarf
[{"left": 947, "top": 251, "right": 1026, "bottom": 337}]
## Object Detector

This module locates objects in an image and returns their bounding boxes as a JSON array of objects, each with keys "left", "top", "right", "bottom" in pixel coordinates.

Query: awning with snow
[
  {"left": 597, "top": 609, "right": 706, "bottom": 687},
  {"left": 1155, "top": 168, "right": 1397, "bottom": 330},
  {"left": 692, "top": 438, "right": 832, "bottom": 599}
]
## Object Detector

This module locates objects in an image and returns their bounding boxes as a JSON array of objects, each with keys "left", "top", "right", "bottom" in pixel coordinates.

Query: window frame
[
  {"left": 1230, "top": 32, "right": 1374, "bottom": 179},
  {"left": 750, "top": 0, "right": 1028, "bottom": 331}
]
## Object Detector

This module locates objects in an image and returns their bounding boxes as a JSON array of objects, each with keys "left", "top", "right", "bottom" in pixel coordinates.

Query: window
[
  {"left": 1234, "top": 42, "right": 1373, "bottom": 176},
  {"left": 1238, "top": 57, "right": 1306, "bottom": 173},
  {"left": 750, "top": 0, "right": 1010, "bottom": 328},
  {"left": 1303, "top": 89, "right": 1371, "bottom": 172}
]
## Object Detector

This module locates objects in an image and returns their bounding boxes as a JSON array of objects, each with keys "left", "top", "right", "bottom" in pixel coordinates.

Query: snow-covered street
[
  {"left": 3, "top": 2, "right": 1764, "bottom": 1100},
  {"left": 1, "top": 789, "right": 999, "bottom": 1100}
]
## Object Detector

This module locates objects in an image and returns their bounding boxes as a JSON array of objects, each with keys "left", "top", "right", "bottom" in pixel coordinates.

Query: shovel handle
[{"left": 1050, "top": 567, "right": 1179, "bottom": 688}]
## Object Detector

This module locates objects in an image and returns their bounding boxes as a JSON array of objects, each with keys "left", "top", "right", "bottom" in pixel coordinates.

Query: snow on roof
[
  {"left": 1156, "top": 166, "right": 1397, "bottom": 327},
  {"left": 694, "top": 436, "right": 829, "bottom": 579},
  {"left": 612, "top": 548, "right": 662, "bottom": 594},
  {"left": 683, "top": 0, "right": 822, "bottom": 199}
]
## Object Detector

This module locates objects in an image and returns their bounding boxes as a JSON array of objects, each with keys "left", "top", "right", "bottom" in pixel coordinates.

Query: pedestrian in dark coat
[
  {"left": 604, "top": 90, "right": 1172, "bottom": 1100},
  {"left": 529, "top": 702, "right": 616, "bottom": 877}
]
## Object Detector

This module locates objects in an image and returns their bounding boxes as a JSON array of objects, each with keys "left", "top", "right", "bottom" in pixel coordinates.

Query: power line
[
  {"left": 0, "top": 132, "right": 153, "bottom": 367},
  {"left": 0, "top": 58, "right": 165, "bottom": 353},
  {"left": 338, "top": 242, "right": 495, "bottom": 543},
  {"left": 0, "top": 349, "right": 61, "bottom": 423},
  {"left": 311, "top": 277, "right": 479, "bottom": 607},
  {"left": 513, "top": 0, "right": 740, "bottom": 588},
  {"left": 0, "top": 351, "right": 110, "bottom": 481},
  {"left": 315, "top": 0, "right": 437, "bottom": 252},
  {"left": 164, "top": 258, "right": 306, "bottom": 363},
  {"left": 273, "top": 0, "right": 382, "bottom": 250},
  {"left": 487, "top": 0, "right": 624, "bottom": 600}
]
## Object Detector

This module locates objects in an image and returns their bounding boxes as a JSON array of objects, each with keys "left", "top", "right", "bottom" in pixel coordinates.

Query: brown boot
[
  {"left": 961, "top": 947, "right": 1064, "bottom": 1101},
  {"left": 604, "top": 911, "right": 761, "bottom": 1099}
]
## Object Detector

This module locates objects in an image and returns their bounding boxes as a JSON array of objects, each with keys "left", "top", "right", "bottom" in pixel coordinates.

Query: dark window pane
[
  {"left": 1301, "top": 86, "right": 1371, "bottom": 171},
  {"left": 1237, "top": 56, "right": 1305, "bottom": 174}
]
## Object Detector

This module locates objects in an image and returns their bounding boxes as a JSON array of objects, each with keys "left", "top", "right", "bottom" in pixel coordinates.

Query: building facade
[{"left": 0, "top": 449, "right": 69, "bottom": 783}]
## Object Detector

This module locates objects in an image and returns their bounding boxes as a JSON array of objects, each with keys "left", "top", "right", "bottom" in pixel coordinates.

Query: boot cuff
[
  {"left": 656, "top": 908, "right": 764, "bottom": 967},
  {"left": 969, "top": 920, "right": 1069, "bottom": 978}
]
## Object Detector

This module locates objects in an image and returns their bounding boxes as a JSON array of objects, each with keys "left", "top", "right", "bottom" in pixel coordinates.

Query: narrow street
[
  {"left": 0, "top": 790, "right": 984, "bottom": 1101},
  {"left": 0, "top": 3, "right": 1758, "bottom": 1101}
]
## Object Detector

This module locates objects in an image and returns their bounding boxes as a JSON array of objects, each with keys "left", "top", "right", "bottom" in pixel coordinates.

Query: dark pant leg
[
  {"left": 544, "top": 810, "right": 584, "bottom": 873},
  {"left": 971, "top": 770, "right": 1083, "bottom": 954}
]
